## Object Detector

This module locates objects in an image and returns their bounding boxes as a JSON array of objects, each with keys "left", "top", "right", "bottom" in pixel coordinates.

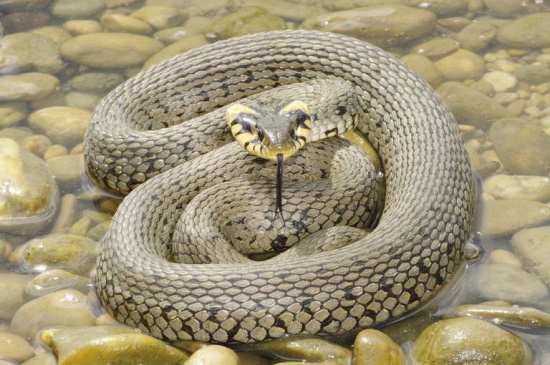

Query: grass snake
[{"left": 84, "top": 30, "right": 476, "bottom": 344}]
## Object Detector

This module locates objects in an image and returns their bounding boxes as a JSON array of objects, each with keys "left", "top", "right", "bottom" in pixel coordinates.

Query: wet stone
[
  {"left": 456, "top": 21, "right": 497, "bottom": 52},
  {"left": 0, "top": 102, "right": 27, "bottom": 128},
  {"left": 86, "top": 221, "right": 111, "bottom": 241},
  {"left": 41, "top": 326, "right": 189, "bottom": 365},
  {"left": 100, "top": 13, "right": 153, "bottom": 34},
  {"left": 481, "top": 199, "right": 550, "bottom": 237},
  {"left": 50, "top": 0, "right": 105, "bottom": 19},
  {"left": 205, "top": 6, "right": 286, "bottom": 41},
  {"left": 400, "top": 54, "right": 442, "bottom": 87},
  {"left": 46, "top": 153, "right": 84, "bottom": 190},
  {"left": 483, "top": 175, "right": 550, "bottom": 202},
  {"left": 21, "top": 134, "right": 52, "bottom": 158},
  {"left": 409, "top": 37, "right": 460, "bottom": 58},
  {"left": 0, "top": 332, "right": 34, "bottom": 362},
  {"left": 60, "top": 33, "right": 164, "bottom": 69},
  {"left": 0, "top": 138, "right": 59, "bottom": 235},
  {"left": 25, "top": 269, "right": 91, "bottom": 299},
  {"left": 28, "top": 106, "right": 90, "bottom": 147},
  {"left": 13, "top": 234, "right": 98, "bottom": 275},
  {"left": 497, "top": 13, "right": 550, "bottom": 49},
  {"left": 185, "top": 345, "right": 238, "bottom": 365},
  {"left": 0, "top": 272, "right": 30, "bottom": 320},
  {"left": 412, "top": 317, "right": 533, "bottom": 365},
  {"left": 515, "top": 64, "right": 550, "bottom": 85},
  {"left": 475, "top": 263, "right": 548, "bottom": 305},
  {"left": 353, "top": 329, "right": 405, "bottom": 365},
  {"left": 21, "top": 353, "right": 57, "bottom": 365},
  {"left": 302, "top": 5, "right": 436, "bottom": 48},
  {"left": 145, "top": 0, "right": 226, "bottom": 17},
  {"left": 10, "top": 289, "right": 96, "bottom": 339},
  {"left": 31, "top": 25, "right": 72, "bottom": 46},
  {"left": 69, "top": 72, "right": 124, "bottom": 93},
  {"left": 489, "top": 118, "right": 550, "bottom": 176},
  {"left": 62, "top": 20, "right": 103, "bottom": 36},
  {"left": 227, "top": 0, "right": 326, "bottom": 21},
  {"left": 511, "top": 226, "right": 550, "bottom": 289},
  {"left": 0, "top": 12, "right": 51, "bottom": 34},
  {"left": 65, "top": 91, "right": 99, "bottom": 111},
  {"left": 481, "top": 71, "right": 517, "bottom": 92},
  {"left": 130, "top": 5, "right": 185, "bottom": 30},
  {"left": 0, "top": 73, "right": 59, "bottom": 101},
  {"left": 434, "top": 49, "right": 485, "bottom": 81},
  {"left": 446, "top": 302, "right": 550, "bottom": 331},
  {"left": 253, "top": 337, "right": 352, "bottom": 363},
  {"left": 436, "top": 82, "right": 513, "bottom": 128}
]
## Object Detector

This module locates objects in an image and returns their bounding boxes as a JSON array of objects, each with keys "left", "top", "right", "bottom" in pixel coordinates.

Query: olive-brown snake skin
[{"left": 84, "top": 30, "right": 476, "bottom": 343}]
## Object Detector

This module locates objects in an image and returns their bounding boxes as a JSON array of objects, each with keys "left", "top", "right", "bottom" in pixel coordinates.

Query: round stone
[
  {"left": 60, "top": 33, "right": 164, "bottom": 69},
  {"left": 0, "top": 73, "right": 59, "bottom": 101},
  {"left": 28, "top": 106, "right": 90, "bottom": 147}
]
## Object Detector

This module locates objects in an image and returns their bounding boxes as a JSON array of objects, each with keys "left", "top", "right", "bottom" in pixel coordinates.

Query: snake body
[{"left": 84, "top": 30, "right": 476, "bottom": 343}]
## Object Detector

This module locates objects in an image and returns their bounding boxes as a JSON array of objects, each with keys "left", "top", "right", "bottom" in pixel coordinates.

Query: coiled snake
[{"left": 84, "top": 30, "right": 476, "bottom": 343}]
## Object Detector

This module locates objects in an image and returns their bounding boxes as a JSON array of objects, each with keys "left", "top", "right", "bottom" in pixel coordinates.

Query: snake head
[{"left": 226, "top": 101, "right": 312, "bottom": 161}]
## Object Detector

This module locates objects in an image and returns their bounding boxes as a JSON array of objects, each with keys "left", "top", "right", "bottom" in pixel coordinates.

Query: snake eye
[{"left": 289, "top": 128, "right": 296, "bottom": 138}]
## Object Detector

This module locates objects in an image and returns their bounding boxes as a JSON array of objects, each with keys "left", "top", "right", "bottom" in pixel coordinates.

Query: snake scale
[{"left": 84, "top": 30, "right": 476, "bottom": 344}]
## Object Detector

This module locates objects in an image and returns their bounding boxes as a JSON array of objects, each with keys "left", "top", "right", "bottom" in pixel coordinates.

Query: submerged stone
[
  {"left": 0, "top": 138, "right": 58, "bottom": 235},
  {"left": 302, "top": 5, "right": 436, "bottom": 48},
  {"left": 13, "top": 234, "right": 98, "bottom": 275}
]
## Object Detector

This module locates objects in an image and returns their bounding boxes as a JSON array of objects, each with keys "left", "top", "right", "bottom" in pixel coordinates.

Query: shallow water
[{"left": 1, "top": 0, "right": 550, "bottom": 364}]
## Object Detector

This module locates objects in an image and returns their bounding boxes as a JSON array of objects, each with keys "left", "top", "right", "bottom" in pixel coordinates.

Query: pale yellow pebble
[
  {"left": 0, "top": 332, "right": 35, "bottom": 362},
  {"left": 21, "top": 352, "right": 57, "bottom": 365},
  {"left": 131, "top": 5, "right": 185, "bottom": 30},
  {"left": 489, "top": 249, "right": 523, "bottom": 267},
  {"left": 508, "top": 49, "right": 529, "bottom": 56},
  {"left": 495, "top": 60, "right": 519, "bottom": 73},
  {"left": 65, "top": 92, "right": 99, "bottom": 111},
  {"left": 32, "top": 26, "right": 73, "bottom": 46},
  {"left": 21, "top": 134, "right": 52, "bottom": 158},
  {"left": 43, "top": 144, "right": 68, "bottom": 161},
  {"left": 458, "top": 124, "right": 476, "bottom": 134},
  {"left": 62, "top": 20, "right": 103, "bottom": 35},
  {"left": 353, "top": 329, "right": 405, "bottom": 365},
  {"left": 96, "top": 198, "right": 122, "bottom": 215},
  {"left": 81, "top": 209, "right": 111, "bottom": 224},
  {"left": 464, "top": 138, "right": 481, "bottom": 152},
  {"left": 70, "top": 143, "right": 84, "bottom": 154},
  {"left": 480, "top": 150, "right": 501, "bottom": 164},
  {"left": 507, "top": 100, "right": 527, "bottom": 115},
  {"left": 69, "top": 216, "right": 93, "bottom": 236},
  {"left": 100, "top": 13, "right": 154, "bottom": 34},
  {"left": 185, "top": 345, "right": 239, "bottom": 365}
]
